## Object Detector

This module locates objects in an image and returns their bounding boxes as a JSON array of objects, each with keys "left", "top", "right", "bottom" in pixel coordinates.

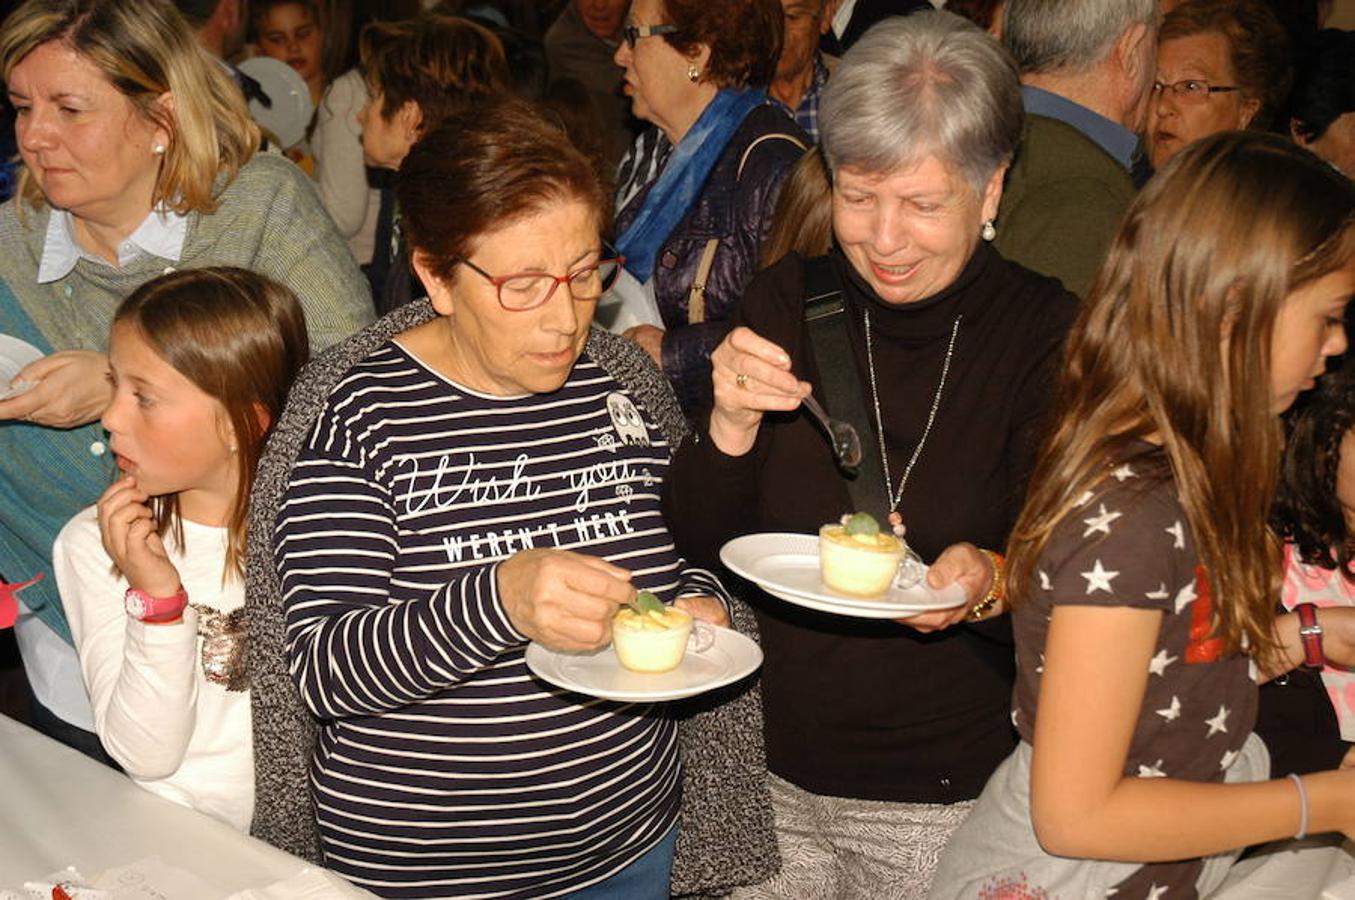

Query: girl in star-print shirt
[{"left": 931, "top": 133, "right": 1355, "bottom": 900}]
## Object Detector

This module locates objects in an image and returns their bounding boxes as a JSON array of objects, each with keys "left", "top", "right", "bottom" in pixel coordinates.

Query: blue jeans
[{"left": 565, "top": 825, "right": 678, "bottom": 900}]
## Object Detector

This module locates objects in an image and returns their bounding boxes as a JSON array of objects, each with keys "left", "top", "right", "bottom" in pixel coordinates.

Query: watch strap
[
  {"left": 1295, "top": 602, "right": 1325, "bottom": 669},
  {"left": 125, "top": 586, "right": 189, "bottom": 623}
]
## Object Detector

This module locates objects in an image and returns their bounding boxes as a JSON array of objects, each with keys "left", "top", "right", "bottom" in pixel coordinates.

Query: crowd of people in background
[{"left": 0, "top": 0, "right": 1354, "bottom": 898}]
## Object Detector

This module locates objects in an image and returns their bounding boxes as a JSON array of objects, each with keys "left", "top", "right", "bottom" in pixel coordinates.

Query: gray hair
[
  {"left": 819, "top": 11, "right": 1022, "bottom": 196},
  {"left": 1002, "top": 0, "right": 1157, "bottom": 75}
]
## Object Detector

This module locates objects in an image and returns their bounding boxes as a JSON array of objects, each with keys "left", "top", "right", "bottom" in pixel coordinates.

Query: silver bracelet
[{"left": 1288, "top": 773, "right": 1309, "bottom": 840}]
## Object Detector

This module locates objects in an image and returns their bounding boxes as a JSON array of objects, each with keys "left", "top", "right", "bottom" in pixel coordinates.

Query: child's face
[
  {"left": 256, "top": 3, "right": 324, "bottom": 90},
  {"left": 101, "top": 322, "right": 240, "bottom": 525},
  {"left": 1270, "top": 263, "right": 1354, "bottom": 413}
]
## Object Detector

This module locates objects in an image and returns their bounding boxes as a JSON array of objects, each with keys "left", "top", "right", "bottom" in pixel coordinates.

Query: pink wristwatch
[{"left": 124, "top": 586, "right": 189, "bottom": 623}]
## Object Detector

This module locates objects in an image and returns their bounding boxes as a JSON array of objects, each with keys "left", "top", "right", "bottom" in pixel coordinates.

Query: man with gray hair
[{"left": 994, "top": 0, "right": 1157, "bottom": 298}]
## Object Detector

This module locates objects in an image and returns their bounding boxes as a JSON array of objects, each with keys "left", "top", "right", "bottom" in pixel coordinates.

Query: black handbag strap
[{"left": 801, "top": 257, "right": 891, "bottom": 523}]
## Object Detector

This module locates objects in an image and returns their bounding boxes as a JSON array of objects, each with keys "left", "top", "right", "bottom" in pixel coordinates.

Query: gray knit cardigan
[
  {"left": 245, "top": 301, "right": 779, "bottom": 897},
  {"left": 0, "top": 152, "right": 374, "bottom": 355}
]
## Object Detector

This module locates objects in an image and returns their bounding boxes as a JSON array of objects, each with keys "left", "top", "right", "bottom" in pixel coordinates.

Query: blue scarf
[{"left": 617, "top": 88, "right": 767, "bottom": 282}]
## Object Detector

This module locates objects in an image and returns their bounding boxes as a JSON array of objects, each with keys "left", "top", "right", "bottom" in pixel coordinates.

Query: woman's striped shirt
[{"left": 275, "top": 342, "right": 727, "bottom": 898}]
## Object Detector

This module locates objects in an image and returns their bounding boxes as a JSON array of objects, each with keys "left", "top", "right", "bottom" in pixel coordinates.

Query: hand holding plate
[{"left": 893, "top": 542, "right": 993, "bottom": 632}]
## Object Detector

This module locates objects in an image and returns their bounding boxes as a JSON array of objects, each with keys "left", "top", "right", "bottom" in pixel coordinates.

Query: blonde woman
[{"left": 0, "top": 0, "right": 371, "bottom": 761}]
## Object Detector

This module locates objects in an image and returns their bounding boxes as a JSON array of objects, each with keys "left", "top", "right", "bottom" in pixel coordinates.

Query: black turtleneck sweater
[{"left": 665, "top": 243, "right": 1079, "bottom": 803}]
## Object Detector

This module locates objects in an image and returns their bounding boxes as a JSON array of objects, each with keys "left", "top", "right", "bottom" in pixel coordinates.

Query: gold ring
[{"left": 736, "top": 373, "right": 750, "bottom": 389}]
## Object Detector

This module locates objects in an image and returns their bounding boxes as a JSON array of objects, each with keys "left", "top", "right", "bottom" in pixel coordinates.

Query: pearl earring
[
  {"left": 152, "top": 143, "right": 166, "bottom": 155},
  {"left": 981, "top": 219, "right": 996, "bottom": 242},
  {"left": 687, "top": 63, "right": 700, "bottom": 83}
]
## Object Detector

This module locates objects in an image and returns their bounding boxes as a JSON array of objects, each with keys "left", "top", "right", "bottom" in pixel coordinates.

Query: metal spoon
[{"left": 802, "top": 394, "right": 863, "bottom": 473}]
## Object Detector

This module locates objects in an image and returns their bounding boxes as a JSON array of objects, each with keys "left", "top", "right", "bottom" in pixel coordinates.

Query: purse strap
[
  {"left": 687, "top": 131, "right": 809, "bottom": 325},
  {"left": 801, "top": 256, "right": 891, "bottom": 522}
]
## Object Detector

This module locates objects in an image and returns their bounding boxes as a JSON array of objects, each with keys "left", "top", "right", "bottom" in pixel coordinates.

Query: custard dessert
[
  {"left": 612, "top": 593, "right": 693, "bottom": 673},
  {"left": 819, "top": 512, "right": 905, "bottom": 597}
]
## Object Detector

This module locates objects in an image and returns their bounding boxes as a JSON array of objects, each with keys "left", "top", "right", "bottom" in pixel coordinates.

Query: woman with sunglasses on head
[
  {"left": 253, "top": 96, "right": 749, "bottom": 899},
  {"left": 612, "top": 0, "right": 805, "bottom": 413}
]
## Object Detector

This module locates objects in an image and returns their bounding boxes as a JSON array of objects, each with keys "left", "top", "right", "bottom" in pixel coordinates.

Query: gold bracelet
[{"left": 967, "top": 549, "right": 1006, "bottom": 621}]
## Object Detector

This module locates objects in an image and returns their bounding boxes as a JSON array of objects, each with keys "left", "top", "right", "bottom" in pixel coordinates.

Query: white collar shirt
[{"left": 38, "top": 205, "right": 189, "bottom": 284}]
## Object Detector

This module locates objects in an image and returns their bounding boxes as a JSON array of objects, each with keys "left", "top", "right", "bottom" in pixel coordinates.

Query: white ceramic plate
[
  {"left": 0, "top": 334, "right": 43, "bottom": 400},
  {"left": 720, "top": 532, "right": 968, "bottom": 619},
  {"left": 525, "top": 627, "right": 762, "bottom": 702},
  {"left": 236, "top": 56, "right": 314, "bottom": 149}
]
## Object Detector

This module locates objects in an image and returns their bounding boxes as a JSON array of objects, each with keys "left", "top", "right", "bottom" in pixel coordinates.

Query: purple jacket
[{"left": 616, "top": 104, "right": 806, "bottom": 412}]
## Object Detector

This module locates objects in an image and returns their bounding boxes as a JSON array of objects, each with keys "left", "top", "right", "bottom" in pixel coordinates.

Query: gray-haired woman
[{"left": 665, "top": 12, "right": 1079, "bottom": 897}]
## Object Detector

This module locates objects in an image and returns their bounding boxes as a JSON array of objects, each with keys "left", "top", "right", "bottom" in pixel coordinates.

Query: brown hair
[
  {"left": 359, "top": 14, "right": 509, "bottom": 132},
  {"left": 1159, "top": 0, "right": 1292, "bottom": 129},
  {"left": 0, "top": 0, "right": 259, "bottom": 215},
  {"left": 113, "top": 267, "right": 310, "bottom": 579},
  {"left": 395, "top": 95, "right": 610, "bottom": 287},
  {"left": 249, "top": 0, "right": 323, "bottom": 51},
  {"left": 1007, "top": 132, "right": 1355, "bottom": 661},
  {"left": 761, "top": 146, "right": 833, "bottom": 268},
  {"left": 661, "top": 0, "right": 782, "bottom": 89}
]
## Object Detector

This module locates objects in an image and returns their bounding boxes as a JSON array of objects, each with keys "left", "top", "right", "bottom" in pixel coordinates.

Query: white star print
[
  {"left": 1156, "top": 696, "right": 1181, "bottom": 721},
  {"left": 1145, "top": 583, "right": 1169, "bottom": 601},
  {"left": 1165, "top": 520, "right": 1185, "bottom": 550},
  {"left": 1138, "top": 760, "right": 1166, "bottom": 778},
  {"left": 1038, "top": 569, "right": 1052, "bottom": 591},
  {"left": 1083, "top": 503, "right": 1123, "bottom": 537},
  {"left": 1205, "top": 705, "right": 1230, "bottom": 737},
  {"left": 1082, "top": 559, "right": 1118, "bottom": 593},
  {"left": 1111, "top": 463, "right": 1135, "bottom": 481},
  {"left": 1173, "top": 581, "right": 1197, "bottom": 615},
  {"left": 1075, "top": 489, "right": 1095, "bottom": 507},
  {"left": 1148, "top": 649, "right": 1178, "bottom": 676},
  {"left": 1146, "top": 885, "right": 1168, "bottom": 900},
  {"left": 1220, "top": 749, "right": 1238, "bottom": 771}
]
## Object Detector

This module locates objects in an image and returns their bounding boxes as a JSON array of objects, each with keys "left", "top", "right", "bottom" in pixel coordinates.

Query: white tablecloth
[{"left": 0, "top": 715, "right": 368, "bottom": 896}]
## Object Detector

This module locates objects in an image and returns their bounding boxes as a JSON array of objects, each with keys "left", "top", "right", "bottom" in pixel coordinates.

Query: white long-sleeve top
[
  {"left": 54, "top": 506, "right": 254, "bottom": 831},
  {"left": 312, "top": 69, "right": 379, "bottom": 265}
]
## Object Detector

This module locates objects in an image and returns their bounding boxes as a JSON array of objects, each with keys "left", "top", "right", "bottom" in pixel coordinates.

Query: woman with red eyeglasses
[{"left": 248, "top": 96, "right": 770, "bottom": 899}]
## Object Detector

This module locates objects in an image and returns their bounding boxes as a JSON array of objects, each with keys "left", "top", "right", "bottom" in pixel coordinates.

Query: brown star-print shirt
[{"left": 1011, "top": 443, "right": 1258, "bottom": 899}]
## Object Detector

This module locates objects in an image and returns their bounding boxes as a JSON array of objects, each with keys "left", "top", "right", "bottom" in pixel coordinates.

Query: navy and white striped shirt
[{"left": 276, "top": 342, "right": 726, "bottom": 898}]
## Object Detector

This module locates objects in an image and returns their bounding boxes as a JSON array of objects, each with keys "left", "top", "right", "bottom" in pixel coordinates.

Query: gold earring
[{"left": 687, "top": 63, "right": 700, "bottom": 83}]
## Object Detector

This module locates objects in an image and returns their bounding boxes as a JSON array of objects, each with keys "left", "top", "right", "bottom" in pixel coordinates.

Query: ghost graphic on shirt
[{"left": 606, "top": 392, "right": 650, "bottom": 447}]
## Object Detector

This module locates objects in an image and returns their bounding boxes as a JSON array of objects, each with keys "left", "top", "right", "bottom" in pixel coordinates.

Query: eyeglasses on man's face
[
  {"left": 457, "top": 250, "right": 625, "bottom": 312},
  {"left": 1151, "top": 79, "right": 1242, "bottom": 104},
  {"left": 622, "top": 23, "right": 677, "bottom": 49}
]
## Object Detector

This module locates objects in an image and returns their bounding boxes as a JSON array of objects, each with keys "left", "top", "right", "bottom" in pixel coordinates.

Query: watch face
[{"left": 125, "top": 592, "right": 147, "bottom": 620}]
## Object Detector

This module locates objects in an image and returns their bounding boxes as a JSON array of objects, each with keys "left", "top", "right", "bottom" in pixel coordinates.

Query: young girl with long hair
[
  {"left": 1274, "top": 368, "right": 1355, "bottom": 767},
  {"left": 930, "top": 132, "right": 1355, "bottom": 898},
  {"left": 54, "top": 268, "right": 309, "bottom": 830}
]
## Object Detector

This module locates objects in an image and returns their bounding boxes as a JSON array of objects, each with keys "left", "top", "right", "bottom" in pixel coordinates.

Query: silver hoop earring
[
  {"left": 687, "top": 64, "right": 700, "bottom": 83},
  {"left": 981, "top": 219, "right": 996, "bottom": 242}
]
